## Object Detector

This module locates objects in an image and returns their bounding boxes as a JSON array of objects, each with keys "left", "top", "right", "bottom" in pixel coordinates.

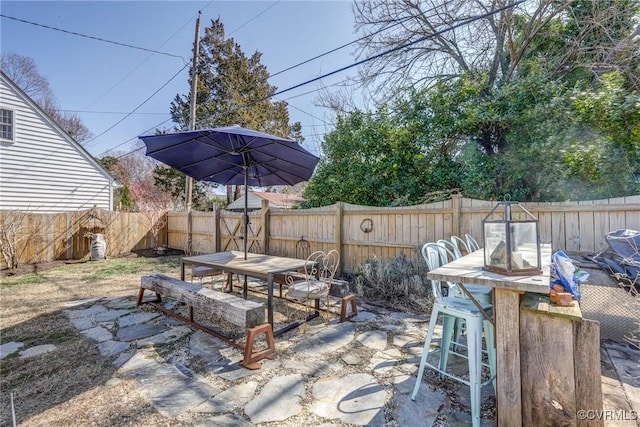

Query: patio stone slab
[
  {"left": 81, "top": 326, "right": 113, "bottom": 343},
  {"left": 393, "top": 374, "right": 448, "bottom": 427},
  {"left": 350, "top": 311, "right": 377, "bottom": 322},
  {"left": 66, "top": 304, "right": 108, "bottom": 319},
  {"left": 282, "top": 357, "right": 343, "bottom": 377},
  {"left": 191, "top": 414, "right": 253, "bottom": 427},
  {"left": 118, "top": 312, "right": 161, "bottom": 328},
  {"left": 357, "top": 330, "right": 388, "bottom": 350},
  {"left": 112, "top": 351, "right": 134, "bottom": 368},
  {"left": 98, "top": 340, "right": 130, "bottom": 357},
  {"left": 189, "top": 331, "right": 226, "bottom": 360},
  {"left": 117, "top": 324, "right": 169, "bottom": 342},
  {"left": 106, "top": 297, "right": 137, "bottom": 309},
  {"left": 393, "top": 334, "right": 422, "bottom": 349},
  {"left": 192, "top": 381, "right": 258, "bottom": 414},
  {"left": 244, "top": 374, "right": 305, "bottom": 424},
  {"left": 119, "top": 353, "right": 220, "bottom": 418},
  {"left": 61, "top": 298, "right": 102, "bottom": 308},
  {"left": 20, "top": 344, "right": 57, "bottom": 358},
  {"left": 136, "top": 325, "right": 191, "bottom": 347},
  {"left": 310, "top": 373, "right": 385, "bottom": 426},
  {"left": 0, "top": 341, "right": 24, "bottom": 359},
  {"left": 369, "top": 349, "right": 402, "bottom": 375},
  {"left": 69, "top": 316, "right": 95, "bottom": 330},
  {"left": 95, "top": 309, "right": 134, "bottom": 322},
  {"left": 292, "top": 321, "right": 356, "bottom": 355}
]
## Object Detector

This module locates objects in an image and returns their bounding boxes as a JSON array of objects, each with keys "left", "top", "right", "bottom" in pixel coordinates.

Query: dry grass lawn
[{"left": 0, "top": 255, "right": 184, "bottom": 426}]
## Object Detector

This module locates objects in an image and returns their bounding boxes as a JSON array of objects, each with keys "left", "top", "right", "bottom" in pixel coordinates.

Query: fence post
[
  {"left": 452, "top": 193, "right": 462, "bottom": 238},
  {"left": 186, "top": 210, "right": 193, "bottom": 255},
  {"left": 66, "top": 212, "right": 73, "bottom": 259},
  {"left": 214, "top": 207, "right": 220, "bottom": 253},
  {"left": 335, "top": 202, "right": 343, "bottom": 274},
  {"left": 261, "top": 199, "right": 270, "bottom": 254}
]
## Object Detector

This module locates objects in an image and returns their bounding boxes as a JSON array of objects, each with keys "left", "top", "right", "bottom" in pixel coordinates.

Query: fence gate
[{"left": 219, "top": 211, "right": 264, "bottom": 254}]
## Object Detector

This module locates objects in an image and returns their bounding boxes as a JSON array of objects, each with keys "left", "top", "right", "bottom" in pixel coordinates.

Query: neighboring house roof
[
  {"left": 0, "top": 70, "right": 115, "bottom": 212},
  {"left": 227, "top": 191, "right": 305, "bottom": 211}
]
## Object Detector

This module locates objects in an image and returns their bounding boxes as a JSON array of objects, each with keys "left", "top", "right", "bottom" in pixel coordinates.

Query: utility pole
[{"left": 185, "top": 11, "right": 200, "bottom": 254}]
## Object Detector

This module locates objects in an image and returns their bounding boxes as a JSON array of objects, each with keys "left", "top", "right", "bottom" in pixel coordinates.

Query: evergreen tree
[{"left": 170, "top": 18, "right": 303, "bottom": 203}]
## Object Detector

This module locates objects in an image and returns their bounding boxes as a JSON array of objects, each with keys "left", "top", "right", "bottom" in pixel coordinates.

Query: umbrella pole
[
  {"left": 243, "top": 167, "right": 248, "bottom": 299},
  {"left": 244, "top": 167, "right": 248, "bottom": 260}
]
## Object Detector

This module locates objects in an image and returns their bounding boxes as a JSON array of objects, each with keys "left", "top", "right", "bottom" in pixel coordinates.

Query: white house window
[{"left": 1, "top": 109, "right": 13, "bottom": 141}]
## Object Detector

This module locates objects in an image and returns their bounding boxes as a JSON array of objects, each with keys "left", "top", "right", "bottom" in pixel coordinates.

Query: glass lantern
[{"left": 482, "top": 201, "right": 542, "bottom": 275}]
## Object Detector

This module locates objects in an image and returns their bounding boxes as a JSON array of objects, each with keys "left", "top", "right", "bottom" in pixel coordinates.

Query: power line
[
  {"left": 279, "top": 99, "right": 330, "bottom": 125},
  {"left": 268, "top": 0, "right": 526, "bottom": 100},
  {"left": 267, "top": 1, "right": 452, "bottom": 79},
  {"left": 61, "top": 110, "right": 167, "bottom": 115},
  {"left": 0, "top": 14, "right": 185, "bottom": 60},
  {"left": 87, "top": 3, "right": 422, "bottom": 153},
  {"left": 99, "top": 117, "right": 174, "bottom": 158},
  {"left": 84, "top": 62, "right": 190, "bottom": 146},
  {"left": 82, "top": 10, "right": 200, "bottom": 109},
  {"left": 101, "top": 0, "right": 524, "bottom": 159},
  {"left": 83, "top": 2, "right": 215, "bottom": 109},
  {"left": 85, "top": 2, "right": 278, "bottom": 149},
  {"left": 228, "top": 1, "right": 281, "bottom": 37}
]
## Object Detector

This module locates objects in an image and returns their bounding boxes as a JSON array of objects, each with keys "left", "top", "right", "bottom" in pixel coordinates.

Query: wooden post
[
  {"left": 574, "top": 319, "right": 603, "bottom": 427},
  {"left": 452, "top": 193, "right": 462, "bottom": 238},
  {"left": 495, "top": 288, "right": 522, "bottom": 427},
  {"left": 66, "top": 211, "right": 73, "bottom": 259},
  {"left": 335, "top": 202, "right": 343, "bottom": 274},
  {"left": 214, "top": 206, "right": 220, "bottom": 253},
  {"left": 261, "top": 199, "right": 270, "bottom": 254},
  {"left": 520, "top": 310, "right": 576, "bottom": 426},
  {"left": 186, "top": 211, "right": 193, "bottom": 255}
]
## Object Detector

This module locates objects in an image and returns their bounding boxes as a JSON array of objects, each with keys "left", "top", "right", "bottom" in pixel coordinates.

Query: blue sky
[{"left": 1, "top": 1, "right": 361, "bottom": 158}]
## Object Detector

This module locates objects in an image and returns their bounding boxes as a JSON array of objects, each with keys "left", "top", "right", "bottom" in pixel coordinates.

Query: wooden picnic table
[{"left": 180, "top": 251, "right": 313, "bottom": 336}]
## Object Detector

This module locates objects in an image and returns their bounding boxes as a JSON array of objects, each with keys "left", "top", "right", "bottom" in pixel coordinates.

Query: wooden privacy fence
[
  {"left": 168, "top": 195, "right": 640, "bottom": 273},
  {"left": 0, "top": 208, "right": 167, "bottom": 269}
]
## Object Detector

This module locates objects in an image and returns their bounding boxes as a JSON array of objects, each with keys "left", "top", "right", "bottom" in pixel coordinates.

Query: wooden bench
[{"left": 137, "top": 274, "right": 275, "bottom": 369}]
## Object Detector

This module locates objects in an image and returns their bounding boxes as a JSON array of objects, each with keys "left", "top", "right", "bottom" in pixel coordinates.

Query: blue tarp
[{"left": 551, "top": 250, "right": 588, "bottom": 301}]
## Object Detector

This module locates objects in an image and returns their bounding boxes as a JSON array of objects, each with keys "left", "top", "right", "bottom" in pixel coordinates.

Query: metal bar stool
[{"left": 412, "top": 243, "right": 496, "bottom": 427}]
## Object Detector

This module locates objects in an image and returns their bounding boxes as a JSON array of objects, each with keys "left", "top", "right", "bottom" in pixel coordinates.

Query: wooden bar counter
[{"left": 427, "top": 246, "right": 603, "bottom": 426}]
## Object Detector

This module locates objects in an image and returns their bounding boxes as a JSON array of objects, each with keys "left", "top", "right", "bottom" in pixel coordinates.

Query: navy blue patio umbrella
[{"left": 139, "top": 125, "right": 319, "bottom": 259}]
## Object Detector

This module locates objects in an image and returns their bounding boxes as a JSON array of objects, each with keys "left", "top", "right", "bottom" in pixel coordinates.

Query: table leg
[
  {"left": 243, "top": 275, "right": 248, "bottom": 299},
  {"left": 267, "top": 272, "right": 274, "bottom": 327},
  {"left": 495, "top": 288, "right": 522, "bottom": 427},
  {"left": 180, "top": 261, "right": 186, "bottom": 281}
]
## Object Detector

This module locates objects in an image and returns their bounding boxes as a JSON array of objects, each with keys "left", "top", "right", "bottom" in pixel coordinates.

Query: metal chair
[
  {"left": 437, "top": 239, "right": 463, "bottom": 259},
  {"left": 285, "top": 250, "right": 340, "bottom": 327},
  {"left": 466, "top": 234, "right": 481, "bottom": 251},
  {"left": 451, "top": 235, "right": 471, "bottom": 255},
  {"left": 190, "top": 265, "right": 225, "bottom": 289},
  {"left": 412, "top": 243, "right": 496, "bottom": 427},
  {"left": 435, "top": 240, "right": 492, "bottom": 304}
]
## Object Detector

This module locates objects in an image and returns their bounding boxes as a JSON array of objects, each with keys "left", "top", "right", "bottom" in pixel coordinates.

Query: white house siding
[{"left": 0, "top": 73, "right": 113, "bottom": 212}]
